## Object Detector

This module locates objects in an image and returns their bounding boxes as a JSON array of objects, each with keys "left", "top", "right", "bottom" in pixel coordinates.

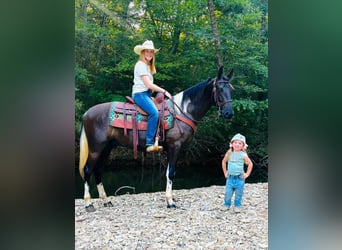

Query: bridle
[{"left": 212, "top": 77, "right": 233, "bottom": 110}]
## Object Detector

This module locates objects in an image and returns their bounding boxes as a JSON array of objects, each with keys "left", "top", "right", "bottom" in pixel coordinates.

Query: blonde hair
[
  {"left": 139, "top": 50, "right": 156, "bottom": 74},
  {"left": 226, "top": 142, "right": 248, "bottom": 160},
  {"left": 226, "top": 148, "right": 233, "bottom": 160}
]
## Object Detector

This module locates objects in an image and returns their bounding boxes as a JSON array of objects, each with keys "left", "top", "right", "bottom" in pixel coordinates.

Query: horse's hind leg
[
  {"left": 94, "top": 165, "right": 113, "bottom": 208},
  {"left": 83, "top": 163, "right": 96, "bottom": 212},
  {"left": 83, "top": 151, "right": 109, "bottom": 212},
  {"left": 91, "top": 144, "right": 114, "bottom": 208}
]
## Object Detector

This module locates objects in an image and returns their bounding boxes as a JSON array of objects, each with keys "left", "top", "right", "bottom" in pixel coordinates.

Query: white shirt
[{"left": 132, "top": 61, "right": 153, "bottom": 94}]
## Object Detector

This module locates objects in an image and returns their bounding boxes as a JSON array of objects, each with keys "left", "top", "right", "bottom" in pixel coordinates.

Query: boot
[{"left": 146, "top": 138, "right": 163, "bottom": 152}]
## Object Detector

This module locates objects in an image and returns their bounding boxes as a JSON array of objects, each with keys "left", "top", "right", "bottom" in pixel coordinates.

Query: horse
[{"left": 78, "top": 66, "right": 234, "bottom": 212}]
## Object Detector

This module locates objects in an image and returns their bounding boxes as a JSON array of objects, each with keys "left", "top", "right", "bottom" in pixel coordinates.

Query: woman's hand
[{"left": 163, "top": 90, "right": 172, "bottom": 99}]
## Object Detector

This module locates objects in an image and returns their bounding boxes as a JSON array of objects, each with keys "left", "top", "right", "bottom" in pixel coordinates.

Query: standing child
[{"left": 221, "top": 133, "right": 253, "bottom": 213}]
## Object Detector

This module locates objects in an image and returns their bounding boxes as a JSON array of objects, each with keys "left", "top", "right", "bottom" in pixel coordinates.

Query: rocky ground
[{"left": 75, "top": 183, "right": 268, "bottom": 249}]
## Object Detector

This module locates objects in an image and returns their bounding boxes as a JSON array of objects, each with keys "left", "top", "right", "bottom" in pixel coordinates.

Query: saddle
[{"left": 108, "top": 93, "right": 175, "bottom": 159}]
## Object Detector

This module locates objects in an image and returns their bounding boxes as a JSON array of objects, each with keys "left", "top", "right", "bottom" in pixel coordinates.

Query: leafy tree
[{"left": 75, "top": 0, "right": 268, "bottom": 180}]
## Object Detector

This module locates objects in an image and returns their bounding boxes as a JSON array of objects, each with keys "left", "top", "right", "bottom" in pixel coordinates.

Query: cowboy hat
[{"left": 134, "top": 40, "right": 160, "bottom": 55}]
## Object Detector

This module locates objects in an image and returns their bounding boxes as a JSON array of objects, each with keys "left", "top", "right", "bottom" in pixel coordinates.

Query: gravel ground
[{"left": 75, "top": 183, "right": 268, "bottom": 249}]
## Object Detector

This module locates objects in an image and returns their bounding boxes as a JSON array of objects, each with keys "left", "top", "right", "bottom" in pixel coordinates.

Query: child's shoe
[
  {"left": 234, "top": 206, "right": 242, "bottom": 213},
  {"left": 220, "top": 205, "right": 230, "bottom": 211}
]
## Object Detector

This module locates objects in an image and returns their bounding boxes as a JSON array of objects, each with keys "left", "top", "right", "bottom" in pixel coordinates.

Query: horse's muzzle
[{"left": 221, "top": 110, "right": 234, "bottom": 119}]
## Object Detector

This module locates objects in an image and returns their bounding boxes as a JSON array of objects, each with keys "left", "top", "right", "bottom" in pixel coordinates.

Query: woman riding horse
[
  {"left": 132, "top": 40, "right": 172, "bottom": 152},
  {"left": 79, "top": 66, "right": 234, "bottom": 212}
]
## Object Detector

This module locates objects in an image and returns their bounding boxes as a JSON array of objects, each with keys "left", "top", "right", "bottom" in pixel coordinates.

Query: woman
[{"left": 132, "top": 40, "right": 172, "bottom": 152}]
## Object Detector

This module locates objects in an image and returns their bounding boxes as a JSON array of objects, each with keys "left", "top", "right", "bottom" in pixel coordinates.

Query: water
[
  {"left": 75, "top": 157, "right": 267, "bottom": 198},
  {"left": 75, "top": 160, "right": 226, "bottom": 198}
]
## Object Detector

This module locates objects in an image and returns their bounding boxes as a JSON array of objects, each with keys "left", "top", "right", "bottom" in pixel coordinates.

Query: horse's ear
[
  {"left": 217, "top": 66, "right": 224, "bottom": 79},
  {"left": 227, "top": 69, "right": 234, "bottom": 80}
]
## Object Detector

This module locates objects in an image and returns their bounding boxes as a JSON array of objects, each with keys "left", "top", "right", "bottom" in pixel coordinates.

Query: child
[{"left": 221, "top": 133, "right": 253, "bottom": 213}]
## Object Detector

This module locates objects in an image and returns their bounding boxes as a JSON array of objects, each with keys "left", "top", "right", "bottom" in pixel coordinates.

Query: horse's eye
[{"left": 217, "top": 82, "right": 225, "bottom": 88}]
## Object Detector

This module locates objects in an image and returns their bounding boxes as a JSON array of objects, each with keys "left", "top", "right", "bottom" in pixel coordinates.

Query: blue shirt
[{"left": 227, "top": 151, "right": 246, "bottom": 175}]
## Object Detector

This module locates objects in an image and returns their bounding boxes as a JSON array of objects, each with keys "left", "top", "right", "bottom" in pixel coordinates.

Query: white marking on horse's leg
[
  {"left": 84, "top": 182, "right": 92, "bottom": 206},
  {"left": 165, "top": 166, "right": 174, "bottom": 206},
  {"left": 97, "top": 183, "right": 107, "bottom": 200},
  {"left": 97, "top": 183, "right": 113, "bottom": 207}
]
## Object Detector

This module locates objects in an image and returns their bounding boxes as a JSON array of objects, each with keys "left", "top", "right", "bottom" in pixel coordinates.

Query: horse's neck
[{"left": 177, "top": 82, "right": 214, "bottom": 122}]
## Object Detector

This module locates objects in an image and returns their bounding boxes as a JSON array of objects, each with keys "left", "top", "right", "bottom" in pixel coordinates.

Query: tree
[
  {"left": 75, "top": 0, "right": 268, "bottom": 179},
  {"left": 207, "top": 0, "right": 223, "bottom": 67}
]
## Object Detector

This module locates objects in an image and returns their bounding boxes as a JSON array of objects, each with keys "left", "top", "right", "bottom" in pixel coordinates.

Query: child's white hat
[{"left": 230, "top": 133, "right": 247, "bottom": 146}]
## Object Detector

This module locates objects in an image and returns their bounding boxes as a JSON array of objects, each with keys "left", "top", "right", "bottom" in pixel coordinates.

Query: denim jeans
[
  {"left": 133, "top": 90, "right": 158, "bottom": 145},
  {"left": 224, "top": 174, "right": 245, "bottom": 207}
]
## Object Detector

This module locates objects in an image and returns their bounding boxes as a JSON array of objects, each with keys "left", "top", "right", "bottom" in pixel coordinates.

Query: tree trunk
[
  {"left": 96, "top": 14, "right": 107, "bottom": 71},
  {"left": 207, "top": 0, "right": 223, "bottom": 68},
  {"left": 170, "top": 28, "right": 180, "bottom": 54},
  {"left": 81, "top": 0, "right": 89, "bottom": 68}
]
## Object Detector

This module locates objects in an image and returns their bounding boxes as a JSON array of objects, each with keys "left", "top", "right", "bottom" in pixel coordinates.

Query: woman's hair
[{"left": 139, "top": 50, "right": 156, "bottom": 74}]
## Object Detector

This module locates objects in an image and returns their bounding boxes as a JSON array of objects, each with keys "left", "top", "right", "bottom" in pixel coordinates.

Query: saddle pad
[{"left": 109, "top": 100, "right": 174, "bottom": 130}]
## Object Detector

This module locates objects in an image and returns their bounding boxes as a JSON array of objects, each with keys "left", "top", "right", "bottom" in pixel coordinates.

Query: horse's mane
[{"left": 182, "top": 78, "right": 212, "bottom": 103}]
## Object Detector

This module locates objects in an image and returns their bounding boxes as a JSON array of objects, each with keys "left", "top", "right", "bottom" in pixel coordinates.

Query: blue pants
[
  {"left": 224, "top": 175, "right": 245, "bottom": 207},
  {"left": 133, "top": 90, "right": 159, "bottom": 146}
]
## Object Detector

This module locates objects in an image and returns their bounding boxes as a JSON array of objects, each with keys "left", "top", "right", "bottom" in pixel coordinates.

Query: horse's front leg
[
  {"left": 165, "top": 165, "right": 176, "bottom": 208},
  {"left": 165, "top": 145, "right": 181, "bottom": 208},
  {"left": 165, "top": 142, "right": 182, "bottom": 208}
]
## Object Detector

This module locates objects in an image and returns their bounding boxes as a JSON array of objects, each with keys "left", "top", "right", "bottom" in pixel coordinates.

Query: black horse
[{"left": 79, "top": 66, "right": 234, "bottom": 212}]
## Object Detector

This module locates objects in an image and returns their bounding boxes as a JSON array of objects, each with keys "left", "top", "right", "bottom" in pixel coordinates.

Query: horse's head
[{"left": 213, "top": 66, "right": 234, "bottom": 119}]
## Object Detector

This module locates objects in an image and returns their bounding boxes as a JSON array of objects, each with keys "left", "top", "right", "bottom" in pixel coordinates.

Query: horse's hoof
[
  {"left": 167, "top": 204, "right": 176, "bottom": 208},
  {"left": 85, "top": 204, "right": 96, "bottom": 212},
  {"left": 104, "top": 201, "right": 113, "bottom": 207}
]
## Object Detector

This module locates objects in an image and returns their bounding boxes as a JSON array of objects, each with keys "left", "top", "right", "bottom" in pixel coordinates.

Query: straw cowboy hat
[{"left": 134, "top": 40, "right": 160, "bottom": 55}]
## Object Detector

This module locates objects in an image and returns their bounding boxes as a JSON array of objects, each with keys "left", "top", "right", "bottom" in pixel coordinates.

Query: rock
[{"left": 75, "top": 183, "right": 268, "bottom": 249}]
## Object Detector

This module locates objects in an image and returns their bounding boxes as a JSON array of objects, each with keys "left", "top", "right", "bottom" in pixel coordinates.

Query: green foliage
[
  {"left": 75, "top": 0, "right": 268, "bottom": 167},
  {"left": 75, "top": 98, "right": 84, "bottom": 137}
]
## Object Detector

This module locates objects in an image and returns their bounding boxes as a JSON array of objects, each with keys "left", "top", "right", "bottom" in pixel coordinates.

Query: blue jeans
[
  {"left": 224, "top": 174, "right": 245, "bottom": 207},
  {"left": 133, "top": 90, "right": 158, "bottom": 146}
]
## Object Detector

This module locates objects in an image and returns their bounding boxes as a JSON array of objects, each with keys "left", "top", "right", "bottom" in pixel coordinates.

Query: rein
[
  {"left": 170, "top": 99, "right": 202, "bottom": 123},
  {"left": 167, "top": 99, "right": 198, "bottom": 133}
]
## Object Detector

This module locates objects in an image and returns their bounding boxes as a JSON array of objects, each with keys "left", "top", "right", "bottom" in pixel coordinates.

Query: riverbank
[{"left": 75, "top": 183, "right": 268, "bottom": 249}]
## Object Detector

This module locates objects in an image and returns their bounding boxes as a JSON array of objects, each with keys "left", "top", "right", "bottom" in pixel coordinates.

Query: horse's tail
[{"left": 79, "top": 124, "right": 88, "bottom": 180}]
